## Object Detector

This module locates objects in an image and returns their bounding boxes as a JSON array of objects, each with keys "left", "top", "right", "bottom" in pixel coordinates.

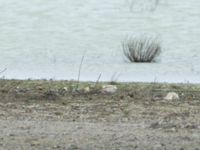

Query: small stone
[
  {"left": 164, "top": 92, "right": 179, "bottom": 100},
  {"left": 168, "top": 127, "right": 176, "bottom": 132},
  {"left": 83, "top": 87, "right": 90, "bottom": 93},
  {"left": 30, "top": 141, "right": 40, "bottom": 146},
  {"left": 101, "top": 85, "right": 117, "bottom": 93},
  {"left": 68, "top": 144, "right": 79, "bottom": 150},
  {"left": 53, "top": 145, "right": 61, "bottom": 149},
  {"left": 54, "top": 111, "right": 63, "bottom": 116},
  {"left": 36, "top": 86, "right": 43, "bottom": 90},
  {"left": 150, "top": 122, "right": 160, "bottom": 129},
  {"left": 9, "top": 133, "right": 15, "bottom": 137},
  {"left": 63, "top": 87, "right": 68, "bottom": 92}
]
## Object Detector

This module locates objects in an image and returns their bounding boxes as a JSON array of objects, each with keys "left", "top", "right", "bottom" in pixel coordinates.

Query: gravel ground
[{"left": 0, "top": 100, "right": 200, "bottom": 150}]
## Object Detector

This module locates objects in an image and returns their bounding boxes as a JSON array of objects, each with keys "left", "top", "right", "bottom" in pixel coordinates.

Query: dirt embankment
[{"left": 0, "top": 80, "right": 200, "bottom": 150}]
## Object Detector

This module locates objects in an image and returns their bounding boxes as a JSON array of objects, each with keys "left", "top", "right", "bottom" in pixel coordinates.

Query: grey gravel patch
[{"left": 0, "top": 102, "right": 200, "bottom": 150}]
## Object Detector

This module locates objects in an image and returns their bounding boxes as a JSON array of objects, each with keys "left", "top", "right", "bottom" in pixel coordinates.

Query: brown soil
[{"left": 0, "top": 79, "right": 200, "bottom": 150}]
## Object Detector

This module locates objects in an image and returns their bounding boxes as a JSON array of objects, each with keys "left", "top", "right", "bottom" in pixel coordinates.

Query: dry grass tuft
[{"left": 122, "top": 36, "right": 161, "bottom": 63}]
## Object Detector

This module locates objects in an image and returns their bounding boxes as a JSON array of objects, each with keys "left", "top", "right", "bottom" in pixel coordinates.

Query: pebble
[
  {"left": 83, "top": 87, "right": 90, "bottom": 93},
  {"left": 164, "top": 92, "right": 179, "bottom": 100},
  {"left": 101, "top": 85, "right": 117, "bottom": 93}
]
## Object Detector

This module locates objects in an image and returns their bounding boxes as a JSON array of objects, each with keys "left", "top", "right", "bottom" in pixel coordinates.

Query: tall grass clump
[{"left": 122, "top": 36, "right": 161, "bottom": 63}]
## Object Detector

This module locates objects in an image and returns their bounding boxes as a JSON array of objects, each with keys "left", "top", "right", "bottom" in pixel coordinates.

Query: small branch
[
  {"left": 110, "top": 72, "right": 121, "bottom": 84},
  {"left": 76, "top": 51, "right": 86, "bottom": 90},
  {"left": 94, "top": 73, "right": 102, "bottom": 87}
]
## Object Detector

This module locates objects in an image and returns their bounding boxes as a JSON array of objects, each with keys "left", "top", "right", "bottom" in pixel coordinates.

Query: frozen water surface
[{"left": 0, "top": 0, "right": 200, "bottom": 83}]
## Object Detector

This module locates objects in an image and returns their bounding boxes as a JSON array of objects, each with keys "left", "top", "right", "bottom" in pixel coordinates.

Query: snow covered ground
[{"left": 0, "top": 0, "right": 200, "bottom": 83}]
